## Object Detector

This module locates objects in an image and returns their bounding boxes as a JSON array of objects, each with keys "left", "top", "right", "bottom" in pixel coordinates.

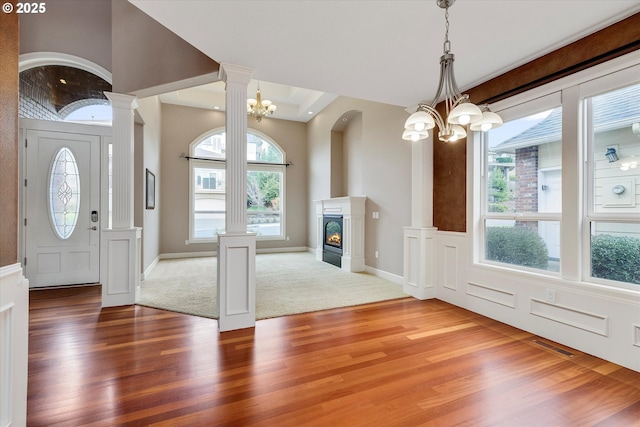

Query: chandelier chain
[{"left": 443, "top": 5, "right": 450, "bottom": 54}]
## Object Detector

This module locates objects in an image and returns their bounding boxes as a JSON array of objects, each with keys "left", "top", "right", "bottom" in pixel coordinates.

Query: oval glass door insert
[{"left": 49, "top": 147, "right": 81, "bottom": 239}]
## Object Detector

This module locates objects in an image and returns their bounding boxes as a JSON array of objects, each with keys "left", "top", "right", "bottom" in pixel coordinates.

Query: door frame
[{"left": 19, "top": 119, "right": 112, "bottom": 287}]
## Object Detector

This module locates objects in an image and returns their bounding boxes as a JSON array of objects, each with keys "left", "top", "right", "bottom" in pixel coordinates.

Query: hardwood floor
[{"left": 27, "top": 285, "right": 640, "bottom": 426}]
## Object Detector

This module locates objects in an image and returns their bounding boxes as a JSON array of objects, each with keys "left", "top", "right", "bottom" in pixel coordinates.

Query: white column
[
  {"left": 217, "top": 63, "right": 257, "bottom": 331},
  {"left": 105, "top": 92, "right": 137, "bottom": 229},
  {"left": 403, "top": 135, "right": 437, "bottom": 299},
  {"left": 102, "top": 92, "right": 141, "bottom": 307},
  {"left": 0, "top": 264, "right": 29, "bottom": 427}
]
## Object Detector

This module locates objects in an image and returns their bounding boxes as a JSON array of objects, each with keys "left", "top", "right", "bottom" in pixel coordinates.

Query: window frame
[
  {"left": 473, "top": 52, "right": 640, "bottom": 290},
  {"left": 478, "top": 92, "right": 563, "bottom": 275},
  {"left": 579, "top": 67, "right": 640, "bottom": 290},
  {"left": 188, "top": 128, "right": 286, "bottom": 243}
]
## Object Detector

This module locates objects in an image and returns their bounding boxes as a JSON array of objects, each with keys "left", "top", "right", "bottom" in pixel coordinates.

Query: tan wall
[
  {"left": 160, "top": 103, "right": 308, "bottom": 255},
  {"left": 19, "top": 0, "right": 112, "bottom": 71},
  {"left": 112, "top": 0, "right": 218, "bottom": 95},
  {"left": 0, "top": 8, "right": 19, "bottom": 267},
  {"left": 137, "top": 96, "right": 162, "bottom": 272},
  {"left": 308, "top": 97, "right": 411, "bottom": 276}
]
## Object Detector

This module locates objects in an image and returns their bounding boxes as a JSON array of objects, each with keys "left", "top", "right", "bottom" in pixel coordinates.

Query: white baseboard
[
  {"left": 142, "top": 255, "right": 160, "bottom": 282},
  {"left": 160, "top": 251, "right": 217, "bottom": 259},
  {"left": 365, "top": 265, "right": 404, "bottom": 285}
]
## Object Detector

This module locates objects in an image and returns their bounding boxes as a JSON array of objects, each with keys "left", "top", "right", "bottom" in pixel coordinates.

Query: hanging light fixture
[
  {"left": 402, "top": 0, "right": 502, "bottom": 143},
  {"left": 247, "top": 82, "right": 277, "bottom": 122}
]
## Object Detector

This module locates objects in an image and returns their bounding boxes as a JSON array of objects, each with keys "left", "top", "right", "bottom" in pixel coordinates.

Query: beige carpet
[{"left": 137, "top": 252, "right": 408, "bottom": 320}]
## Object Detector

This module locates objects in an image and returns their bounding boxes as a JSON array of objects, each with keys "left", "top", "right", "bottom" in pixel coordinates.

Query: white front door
[{"left": 25, "top": 130, "right": 101, "bottom": 287}]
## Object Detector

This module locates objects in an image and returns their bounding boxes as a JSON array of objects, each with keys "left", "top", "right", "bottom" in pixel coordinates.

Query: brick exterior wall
[
  {"left": 19, "top": 71, "right": 61, "bottom": 121},
  {"left": 515, "top": 145, "right": 539, "bottom": 231}
]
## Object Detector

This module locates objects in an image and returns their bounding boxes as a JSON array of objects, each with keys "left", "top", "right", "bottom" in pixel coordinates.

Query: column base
[
  {"left": 217, "top": 232, "right": 256, "bottom": 332},
  {"left": 403, "top": 226, "right": 437, "bottom": 300},
  {"left": 101, "top": 227, "right": 141, "bottom": 307}
]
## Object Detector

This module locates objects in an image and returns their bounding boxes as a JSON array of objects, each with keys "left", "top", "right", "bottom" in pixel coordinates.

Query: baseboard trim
[{"left": 365, "top": 265, "right": 404, "bottom": 285}]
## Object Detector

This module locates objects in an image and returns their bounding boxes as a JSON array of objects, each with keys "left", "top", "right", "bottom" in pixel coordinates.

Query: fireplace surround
[{"left": 315, "top": 196, "right": 366, "bottom": 272}]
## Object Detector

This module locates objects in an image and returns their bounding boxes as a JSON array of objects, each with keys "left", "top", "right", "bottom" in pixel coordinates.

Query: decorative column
[
  {"left": 403, "top": 135, "right": 437, "bottom": 299},
  {"left": 101, "top": 92, "right": 141, "bottom": 307},
  {"left": 217, "top": 63, "right": 257, "bottom": 332}
]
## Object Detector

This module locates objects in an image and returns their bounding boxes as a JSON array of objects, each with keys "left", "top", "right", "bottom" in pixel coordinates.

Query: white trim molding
[{"left": 0, "top": 263, "right": 29, "bottom": 427}]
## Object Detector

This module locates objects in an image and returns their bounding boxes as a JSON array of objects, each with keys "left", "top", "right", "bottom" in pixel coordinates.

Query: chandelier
[
  {"left": 247, "top": 82, "right": 277, "bottom": 122},
  {"left": 403, "top": 0, "right": 502, "bottom": 143}
]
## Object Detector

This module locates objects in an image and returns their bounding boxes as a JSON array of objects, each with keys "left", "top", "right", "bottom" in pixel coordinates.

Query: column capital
[
  {"left": 219, "top": 63, "right": 253, "bottom": 86},
  {"left": 104, "top": 91, "right": 138, "bottom": 110}
]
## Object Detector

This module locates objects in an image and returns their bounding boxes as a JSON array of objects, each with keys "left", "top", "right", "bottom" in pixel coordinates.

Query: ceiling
[{"left": 131, "top": 0, "right": 640, "bottom": 123}]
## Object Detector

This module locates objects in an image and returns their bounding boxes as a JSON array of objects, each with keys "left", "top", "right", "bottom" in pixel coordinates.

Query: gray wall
[
  {"left": 308, "top": 97, "right": 411, "bottom": 277},
  {"left": 160, "top": 103, "right": 308, "bottom": 255}
]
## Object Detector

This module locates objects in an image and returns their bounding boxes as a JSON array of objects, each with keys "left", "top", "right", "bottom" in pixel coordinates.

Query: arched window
[{"left": 189, "top": 129, "right": 286, "bottom": 241}]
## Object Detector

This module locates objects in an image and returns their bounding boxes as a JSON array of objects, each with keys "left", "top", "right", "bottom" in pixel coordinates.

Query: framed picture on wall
[{"left": 146, "top": 169, "right": 155, "bottom": 210}]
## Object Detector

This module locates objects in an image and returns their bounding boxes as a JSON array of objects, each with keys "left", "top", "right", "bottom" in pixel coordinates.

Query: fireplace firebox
[{"left": 322, "top": 215, "right": 343, "bottom": 268}]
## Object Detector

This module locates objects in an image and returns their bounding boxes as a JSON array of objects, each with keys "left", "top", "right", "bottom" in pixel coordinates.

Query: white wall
[{"left": 435, "top": 231, "right": 640, "bottom": 372}]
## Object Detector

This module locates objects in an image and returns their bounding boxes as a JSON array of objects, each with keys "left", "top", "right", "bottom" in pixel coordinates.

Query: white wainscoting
[
  {"left": 434, "top": 231, "right": 640, "bottom": 373},
  {"left": 0, "top": 263, "right": 29, "bottom": 427}
]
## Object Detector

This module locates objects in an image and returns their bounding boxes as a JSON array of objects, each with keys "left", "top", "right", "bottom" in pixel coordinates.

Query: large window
[
  {"left": 585, "top": 82, "right": 640, "bottom": 286},
  {"left": 482, "top": 95, "right": 562, "bottom": 273},
  {"left": 189, "top": 130, "right": 285, "bottom": 241},
  {"left": 479, "top": 63, "right": 640, "bottom": 289}
]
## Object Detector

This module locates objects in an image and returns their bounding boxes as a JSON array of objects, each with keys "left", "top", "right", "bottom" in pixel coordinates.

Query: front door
[{"left": 25, "top": 130, "right": 101, "bottom": 287}]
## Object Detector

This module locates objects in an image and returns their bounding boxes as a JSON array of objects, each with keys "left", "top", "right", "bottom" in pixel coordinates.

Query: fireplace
[
  {"left": 315, "top": 196, "right": 366, "bottom": 272},
  {"left": 322, "top": 215, "right": 343, "bottom": 267}
]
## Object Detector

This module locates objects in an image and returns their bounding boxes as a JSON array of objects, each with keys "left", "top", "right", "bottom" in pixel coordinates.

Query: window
[
  {"left": 482, "top": 97, "right": 562, "bottom": 273},
  {"left": 585, "top": 82, "right": 640, "bottom": 286},
  {"left": 189, "top": 130, "right": 285, "bottom": 241},
  {"left": 478, "top": 60, "right": 640, "bottom": 289},
  {"left": 49, "top": 147, "right": 80, "bottom": 239}
]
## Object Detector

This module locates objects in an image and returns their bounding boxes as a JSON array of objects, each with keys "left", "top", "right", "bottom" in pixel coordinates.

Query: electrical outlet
[
  {"left": 545, "top": 289, "right": 556, "bottom": 304},
  {"left": 375, "top": 250, "right": 379, "bottom": 259}
]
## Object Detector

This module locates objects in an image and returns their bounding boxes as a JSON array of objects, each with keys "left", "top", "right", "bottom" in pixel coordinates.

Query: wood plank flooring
[{"left": 27, "top": 285, "right": 640, "bottom": 426}]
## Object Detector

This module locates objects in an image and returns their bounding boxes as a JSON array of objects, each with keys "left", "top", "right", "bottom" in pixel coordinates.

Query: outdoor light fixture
[
  {"left": 247, "top": 82, "right": 277, "bottom": 122},
  {"left": 605, "top": 147, "right": 619, "bottom": 163},
  {"left": 402, "top": 0, "right": 502, "bottom": 143}
]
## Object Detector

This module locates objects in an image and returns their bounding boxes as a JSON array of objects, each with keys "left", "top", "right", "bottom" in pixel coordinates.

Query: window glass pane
[
  {"left": 193, "top": 167, "right": 226, "bottom": 238},
  {"left": 590, "top": 222, "right": 640, "bottom": 285},
  {"left": 247, "top": 170, "right": 282, "bottom": 236},
  {"left": 486, "top": 108, "right": 562, "bottom": 214},
  {"left": 247, "top": 133, "right": 283, "bottom": 162},
  {"left": 194, "top": 134, "right": 226, "bottom": 159},
  {"left": 485, "top": 219, "right": 559, "bottom": 272},
  {"left": 49, "top": 147, "right": 80, "bottom": 239},
  {"left": 588, "top": 83, "right": 640, "bottom": 214}
]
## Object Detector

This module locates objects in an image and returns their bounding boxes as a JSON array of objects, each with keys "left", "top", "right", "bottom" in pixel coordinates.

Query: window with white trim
[
  {"left": 189, "top": 130, "right": 285, "bottom": 242},
  {"left": 478, "top": 60, "right": 640, "bottom": 288},
  {"left": 584, "top": 81, "right": 640, "bottom": 287},
  {"left": 481, "top": 94, "right": 562, "bottom": 273}
]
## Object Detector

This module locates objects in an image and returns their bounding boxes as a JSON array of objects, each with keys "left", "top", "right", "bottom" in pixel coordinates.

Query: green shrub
[
  {"left": 486, "top": 226, "right": 549, "bottom": 269},
  {"left": 591, "top": 234, "right": 640, "bottom": 285},
  {"left": 488, "top": 203, "right": 509, "bottom": 213}
]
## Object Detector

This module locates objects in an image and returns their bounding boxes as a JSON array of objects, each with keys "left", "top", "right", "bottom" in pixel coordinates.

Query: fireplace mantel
[{"left": 315, "top": 196, "right": 366, "bottom": 272}]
